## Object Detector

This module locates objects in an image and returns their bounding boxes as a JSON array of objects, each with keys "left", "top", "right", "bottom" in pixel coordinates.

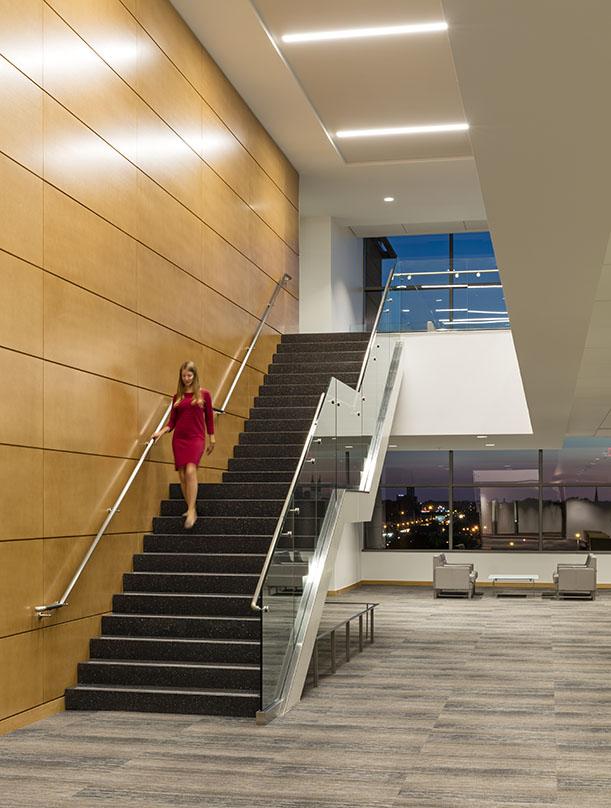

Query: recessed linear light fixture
[
  {"left": 281, "top": 21, "right": 448, "bottom": 44},
  {"left": 336, "top": 122, "right": 468, "bottom": 139},
  {"left": 476, "top": 435, "right": 488, "bottom": 439},
  {"left": 485, "top": 443, "right": 496, "bottom": 447},
  {"left": 384, "top": 196, "right": 395, "bottom": 202}
]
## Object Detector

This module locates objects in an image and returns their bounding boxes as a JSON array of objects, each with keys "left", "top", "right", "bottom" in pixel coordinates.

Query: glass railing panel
[
  {"left": 378, "top": 260, "right": 509, "bottom": 333},
  {"left": 260, "top": 381, "right": 338, "bottom": 710}
]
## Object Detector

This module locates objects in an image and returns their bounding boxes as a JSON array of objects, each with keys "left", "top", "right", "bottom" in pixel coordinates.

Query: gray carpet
[{"left": 1, "top": 586, "right": 610, "bottom": 807}]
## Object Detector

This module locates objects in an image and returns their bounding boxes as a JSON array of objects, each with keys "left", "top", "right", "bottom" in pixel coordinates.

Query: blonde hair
[{"left": 175, "top": 360, "right": 203, "bottom": 406}]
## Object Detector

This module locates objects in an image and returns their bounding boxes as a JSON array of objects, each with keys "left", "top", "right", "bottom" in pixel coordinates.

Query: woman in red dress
[{"left": 153, "top": 361, "right": 215, "bottom": 529}]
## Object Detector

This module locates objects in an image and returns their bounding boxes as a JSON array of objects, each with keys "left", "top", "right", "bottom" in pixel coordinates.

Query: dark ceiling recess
[{"left": 363, "top": 237, "right": 397, "bottom": 329}]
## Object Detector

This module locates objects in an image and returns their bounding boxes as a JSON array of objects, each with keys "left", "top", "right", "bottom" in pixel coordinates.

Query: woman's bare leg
[
  {"left": 178, "top": 467, "right": 187, "bottom": 515},
  {"left": 184, "top": 463, "right": 198, "bottom": 528}
]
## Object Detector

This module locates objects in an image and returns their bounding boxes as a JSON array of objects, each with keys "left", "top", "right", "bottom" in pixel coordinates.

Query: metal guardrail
[
  {"left": 249, "top": 392, "right": 326, "bottom": 612},
  {"left": 250, "top": 265, "right": 398, "bottom": 615},
  {"left": 309, "top": 601, "right": 378, "bottom": 687},
  {"left": 34, "top": 272, "right": 292, "bottom": 618}
]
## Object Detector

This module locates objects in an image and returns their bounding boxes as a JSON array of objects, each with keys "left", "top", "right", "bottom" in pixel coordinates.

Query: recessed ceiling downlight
[
  {"left": 384, "top": 196, "right": 395, "bottom": 202},
  {"left": 281, "top": 21, "right": 448, "bottom": 44},
  {"left": 336, "top": 123, "right": 469, "bottom": 139}
]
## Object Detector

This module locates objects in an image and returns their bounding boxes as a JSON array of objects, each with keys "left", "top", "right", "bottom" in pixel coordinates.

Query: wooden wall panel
[
  {"left": 0, "top": 446, "right": 43, "bottom": 541},
  {"left": 43, "top": 274, "right": 140, "bottom": 384},
  {"left": 0, "top": 540, "right": 43, "bottom": 637},
  {"left": 0, "top": 154, "right": 43, "bottom": 266},
  {"left": 0, "top": 253, "right": 43, "bottom": 356},
  {"left": 0, "top": 349, "right": 43, "bottom": 447},
  {"left": 0, "top": 55, "right": 43, "bottom": 173},
  {"left": 0, "top": 0, "right": 298, "bottom": 731},
  {"left": 43, "top": 185, "right": 138, "bottom": 309}
]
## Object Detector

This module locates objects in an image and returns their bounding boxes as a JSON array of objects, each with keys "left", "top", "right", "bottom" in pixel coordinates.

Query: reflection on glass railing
[
  {"left": 259, "top": 334, "right": 402, "bottom": 711},
  {"left": 377, "top": 261, "right": 509, "bottom": 333}
]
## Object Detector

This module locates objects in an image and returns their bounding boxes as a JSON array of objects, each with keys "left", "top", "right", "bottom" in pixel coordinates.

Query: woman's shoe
[{"left": 184, "top": 511, "right": 197, "bottom": 530}]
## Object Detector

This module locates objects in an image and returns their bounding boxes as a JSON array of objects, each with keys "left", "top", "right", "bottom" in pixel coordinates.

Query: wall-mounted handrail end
[{"left": 34, "top": 601, "right": 65, "bottom": 619}]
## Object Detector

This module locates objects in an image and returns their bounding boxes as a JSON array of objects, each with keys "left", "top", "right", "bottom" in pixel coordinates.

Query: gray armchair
[
  {"left": 553, "top": 554, "right": 597, "bottom": 599},
  {"left": 433, "top": 554, "right": 478, "bottom": 599}
]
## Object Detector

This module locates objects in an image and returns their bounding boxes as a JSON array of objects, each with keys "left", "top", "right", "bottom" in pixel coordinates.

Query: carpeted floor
[{"left": 1, "top": 586, "right": 610, "bottom": 807}]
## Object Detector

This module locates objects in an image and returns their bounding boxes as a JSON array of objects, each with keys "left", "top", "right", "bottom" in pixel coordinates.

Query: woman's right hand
[{"left": 151, "top": 430, "right": 163, "bottom": 443}]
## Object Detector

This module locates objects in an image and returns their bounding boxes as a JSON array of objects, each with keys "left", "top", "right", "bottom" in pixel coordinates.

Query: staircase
[{"left": 65, "top": 331, "right": 369, "bottom": 716}]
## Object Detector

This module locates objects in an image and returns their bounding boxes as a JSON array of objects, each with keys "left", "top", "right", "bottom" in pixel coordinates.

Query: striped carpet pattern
[{"left": 1, "top": 586, "right": 610, "bottom": 807}]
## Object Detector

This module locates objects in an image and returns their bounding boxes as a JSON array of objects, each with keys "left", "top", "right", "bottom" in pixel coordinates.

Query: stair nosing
[
  {"left": 83, "top": 660, "right": 259, "bottom": 671},
  {"left": 107, "top": 613, "right": 259, "bottom": 622},
  {"left": 96, "top": 636, "right": 259, "bottom": 645},
  {"left": 69, "top": 684, "right": 259, "bottom": 697}
]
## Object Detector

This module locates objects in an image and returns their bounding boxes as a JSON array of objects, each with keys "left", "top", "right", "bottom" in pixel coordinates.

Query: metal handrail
[
  {"left": 355, "top": 263, "right": 396, "bottom": 392},
  {"left": 35, "top": 273, "right": 292, "bottom": 618},
  {"left": 218, "top": 272, "right": 291, "bottom": 413},
  {"left": 34, "top": 402, "right": 173, "bottom": 617},
  {"left": 310, "top": 601, "right": 378, "bottom": 688},
  {"left": 250, "top": 392, "right": 326, "bottom": 612},
  {"left": 251, "top": 269, "right": 399, "bottom": 613}
]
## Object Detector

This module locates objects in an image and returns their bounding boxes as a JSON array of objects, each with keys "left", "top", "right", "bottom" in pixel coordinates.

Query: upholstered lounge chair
[
  {"left": 552, "top": 554, "right": 597, "bottom": 599},
  {"left": 433, "top": 554, "right": 478, "bottom": 598}
]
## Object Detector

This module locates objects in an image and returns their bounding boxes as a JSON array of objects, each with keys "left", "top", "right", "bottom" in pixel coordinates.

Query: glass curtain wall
[
  {"left": 366, "top": 231, "right": 508, "bottom": 333},
  {"left": 367, "top": 441, "right": 611, "bottom": 551}
]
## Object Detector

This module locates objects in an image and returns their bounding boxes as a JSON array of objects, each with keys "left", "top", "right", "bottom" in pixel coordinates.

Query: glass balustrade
[
  {"left": 258, "top": 332, "right": 401, "bottom": 712},
  {"left": 375, "top": 260, "right": 509, "bottom": 333}
]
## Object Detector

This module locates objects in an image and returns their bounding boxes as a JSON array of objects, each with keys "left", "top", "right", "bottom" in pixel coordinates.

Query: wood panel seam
[
  {"left": 113, "top": 0, "right": 299, "bottom": 212},
  {"left": 27, "top": 10, "right": 299, "bottom": 256}
]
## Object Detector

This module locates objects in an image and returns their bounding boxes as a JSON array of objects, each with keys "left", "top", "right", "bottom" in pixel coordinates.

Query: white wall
[
  {"left": 392, "top": 330, "right": 532, "bottom": 436},
  {"left": 329, "top": 523, "right": 363, "bottom": 592},
  {"left": 361, "top": 550, "right": 611, "bottom": 585},
  {"left": 299, "top": 215, "right": 363, "bottom": 333}
]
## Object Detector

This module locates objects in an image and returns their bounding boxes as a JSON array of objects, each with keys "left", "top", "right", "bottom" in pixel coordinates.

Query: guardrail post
[
  {"left": 330, "top": 630, "right": 336, "bottom": 673},
  {"left": 345, "top": 621, "right": 350, "bottom": 662},
  {"left": 358, "top": 614, "right": 363, "bottom": 652}
]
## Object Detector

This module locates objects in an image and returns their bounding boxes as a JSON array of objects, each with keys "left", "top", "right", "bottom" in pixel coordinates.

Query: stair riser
[
  {"left": 281, "top": 332, "right": 369, "bottom": 344},
  {"left": 174, "top": 482, "right": 289, "bottom": 499},
  {"left": 65, "top": 688, "right": 259, "bottom": 717},
  {"left": 77, "top": 662, "right": 259, "bottom": 691},
  {"left": 113, "top": 593, "right": 253, "bottom": 617},
  {"left": 273, "top": 351, "right": 365, "bottom": 365},
  {"left": 243, "top": 419, "right": 313, "bottom": 433},
  {"left": 152, "top": 516, "right": 279, "bottom": 535},
  {"left": 258, "top": 383, "right": 328, "bottom": 397},
  {"left": 263, "top": 373, "right": 358, "bottom": 387},
  {"left": 227, "top": 457, "right": 298, "bottom": 472},
  {"left": 267, "top": 362, "right": 362, "bottom": 375},
  {"left": 222, "top": 471, "right": 294, "bottom": 483},
  {"left": 101, "top": 614, "right": 259, "bottom": 640},
  {"left": 160, "top": 499, "right": 283, "bottom": 517},
  {"left": 238, "top": 431, "right": 308, "bottom": 446},
  {"left": 234, "top": 443, "right": 304, "bottom": 458},
  {"left": 123, "top": 572, "right": 259, "bottom": 595},
  {"left": 143, "top": 535, "right": 272, "bottom": 554},
  {"left": 254, "top": 394, "right": 321, "bottom": 408},
  {"left": 90, "top": 637, "right": 260, "bottom": 664},
  {"left": 133, "top": 553, "right": 265, "bottom": 574},
  {"left": 247, "top": 408, "right": 315, "bottom": 423}
]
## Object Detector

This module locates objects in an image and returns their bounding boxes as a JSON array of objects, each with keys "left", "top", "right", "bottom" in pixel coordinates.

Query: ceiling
[{"left": 171, "top": 0, "right": 611, "bottom": 448}]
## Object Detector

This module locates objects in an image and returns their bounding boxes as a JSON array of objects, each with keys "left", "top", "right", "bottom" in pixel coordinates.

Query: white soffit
[
  {"left": 443, "top": 0, "right": 611, "bottom": 445},
  {"left": 169, "top": 0, "right": 486, "bottom": 228}
]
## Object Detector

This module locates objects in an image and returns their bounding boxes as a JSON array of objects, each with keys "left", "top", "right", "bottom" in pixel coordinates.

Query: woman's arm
[
  {"left": 153, "top": 397, "right": 177, "bottom": 440},
  {"left": 203, "top": 389, "right": 216, "bottom": 454}
]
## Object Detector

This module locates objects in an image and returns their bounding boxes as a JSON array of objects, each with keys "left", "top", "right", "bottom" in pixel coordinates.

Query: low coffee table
[{"left": 488, "top": 574, "right": 539, "bottom": 597}]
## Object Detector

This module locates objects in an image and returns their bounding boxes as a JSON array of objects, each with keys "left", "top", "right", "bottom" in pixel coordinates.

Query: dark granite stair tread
[
  {"left": 97, "top": 635, "right": 259, "bottom": 646},
  {"left": 127, "top": 571, "right": 259, "bottom": 579},
  {"left": 139, "top": 552, "right": 266, "bottom": 558},
  {"left": 122, "top": 591, "right": 253, "bottom": 599},
  {"left": 109, "top": 612, "right": 259, "bottom": 622},
  {"left": 83, "top": 659, "right": 259, "bottom": 671},
  {"left": 68, "top": 684, "right": 259, "bottom": 697}
]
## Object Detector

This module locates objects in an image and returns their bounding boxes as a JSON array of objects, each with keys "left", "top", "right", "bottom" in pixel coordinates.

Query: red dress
[{"left": 167, "top": 389, "right": 214, "bottom": 470}]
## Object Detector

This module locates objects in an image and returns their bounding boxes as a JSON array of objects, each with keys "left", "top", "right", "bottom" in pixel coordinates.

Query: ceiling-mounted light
[
  {"left": 336, "top": 122, "right": 469, "bottom": 139},
  {"left": 281, "top": 21, "right": 448, "bottom": 44},
  {"left": 384, "top": 196, "right": 395, "bottom": 202}
]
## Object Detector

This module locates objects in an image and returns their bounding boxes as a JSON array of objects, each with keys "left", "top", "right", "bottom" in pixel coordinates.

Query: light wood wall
[{"left": 0, "top": 0, "right": 299, "bottom": 733}]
